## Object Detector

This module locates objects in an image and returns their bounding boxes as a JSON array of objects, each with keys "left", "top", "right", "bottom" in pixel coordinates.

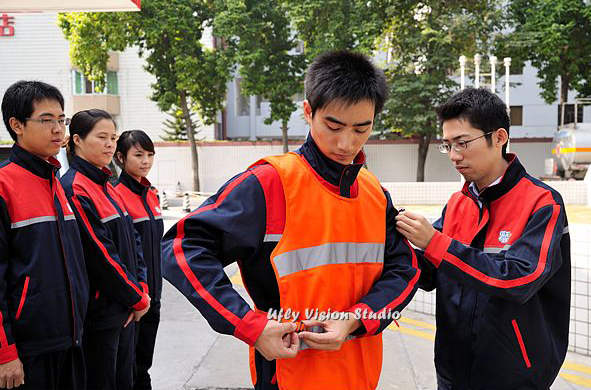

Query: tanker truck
[{"left": 551, "top": 122, "right": 591, "bottom": 179}]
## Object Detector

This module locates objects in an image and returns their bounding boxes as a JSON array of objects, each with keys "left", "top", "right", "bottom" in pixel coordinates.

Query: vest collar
[
  {"left": 297, "top": 134, "right": 365, "bottom": 197},
  {"left": 10, "top": 143, "right": 60, "bottom": 180},
  {"left": 70, "top": 155, "right": 112, "bottom": 186},
  {"left": 461, "top": 153, "right": 526, "bottom": 204}
]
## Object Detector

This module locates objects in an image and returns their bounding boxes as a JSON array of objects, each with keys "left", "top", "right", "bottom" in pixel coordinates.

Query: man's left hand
[
  {"left": 395, "top": 211, "right": 436, "bottom": 250},
  {"left": 298, "top": 317, "right": 361, "bottom": 351}
]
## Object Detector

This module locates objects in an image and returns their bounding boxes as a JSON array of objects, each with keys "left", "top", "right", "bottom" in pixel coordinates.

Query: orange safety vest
[{"left": 249, "top": 152, "right": 387, "bottom": 390}]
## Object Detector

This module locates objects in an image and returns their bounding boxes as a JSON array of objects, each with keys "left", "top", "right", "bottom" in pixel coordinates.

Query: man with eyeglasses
[
  {"left": 396, "top": 88, "right": 570, "bottom": 390},
  {"left": 0, "top": 81, "right": 89, "bottom": 389}
]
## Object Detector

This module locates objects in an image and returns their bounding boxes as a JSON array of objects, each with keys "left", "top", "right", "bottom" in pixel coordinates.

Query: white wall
[{"left": 152, "top": 140, "right": 554, "bottom": 194}]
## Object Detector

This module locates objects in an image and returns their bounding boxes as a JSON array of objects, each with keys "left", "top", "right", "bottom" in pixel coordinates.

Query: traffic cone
[
  {"left": 161, "top": 190, "right": 169, "bottom": 210},
  {"left": 182, "top": 192, "right": 191, "bottom": 213}
]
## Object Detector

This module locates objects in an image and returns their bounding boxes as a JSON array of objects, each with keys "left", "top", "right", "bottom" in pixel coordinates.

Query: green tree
[
  {"left": 285, "top": 0, "right": 390, "bottom": 60},
  {"left": 161, "top": 105, "right": 201, "bottom": 142},
  {"left": 59, "top": 0, "right": 235, "bottom": 191},
  {"left": 502, "top": 0, "right": 591, "bottom": 124},
  {"left": 379, "top": 0, "right": 505, "bottom": 181},
  {"left": 214, "top": 0, "right": 306, "bottom": 153}
]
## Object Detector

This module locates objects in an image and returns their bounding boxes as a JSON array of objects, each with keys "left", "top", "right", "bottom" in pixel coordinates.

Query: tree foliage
[
  {"left": 59, "top": 0, "right": 236, "bottom": 190},
  {"left": 214, "top": 0, "right": 306, "bottom": 152},
  {"left": 161, "top": 105, "right": 201, "bottom": 142},
  {"left": 501, "top": 0, "right": 591, "bottom": 105},
  {"left": 285, "top": 0, "right": 390, "bottom": 60},
  {"left": 378, "top": 0, "right": 505, "bottom": 181}
]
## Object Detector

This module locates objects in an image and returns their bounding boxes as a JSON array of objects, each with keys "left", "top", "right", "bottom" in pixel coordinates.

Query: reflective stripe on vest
[{"left": 274, "top": 242, "right": 385, "bottom": 278}]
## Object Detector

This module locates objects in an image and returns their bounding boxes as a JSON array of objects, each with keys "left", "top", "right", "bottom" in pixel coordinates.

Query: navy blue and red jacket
[
  {"left": 61, "top": 156, "right": 150, "bottom": 330},
  {"left": 162, "top": 135, "right": 420, "bottom": 388},
  {"left": 0, "top": 144, "right": 89, "bottom": 362},
  {"left": 419, "top": 154, "right": 570, "bottom": 390},
  {"left": 115, "top": 172, "right": 164, "bottom": 303}
]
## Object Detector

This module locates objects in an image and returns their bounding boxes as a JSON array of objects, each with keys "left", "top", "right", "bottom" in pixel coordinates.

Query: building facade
[{"left": 0, "top": 13, "right": 215, "bottom": 143}]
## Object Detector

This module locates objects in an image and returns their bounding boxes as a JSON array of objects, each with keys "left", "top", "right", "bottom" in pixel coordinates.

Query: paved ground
[{"left": 149, "top": 206, "right": 591, "bottom": 390}]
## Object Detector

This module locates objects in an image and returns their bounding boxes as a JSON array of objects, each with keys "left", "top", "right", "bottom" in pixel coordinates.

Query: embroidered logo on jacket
[
  {"left": 155, "top": 206, "right": 161, "bottom": 213},
  {"left": 498, "top": 230, "right": 512, "bottom": 244}
]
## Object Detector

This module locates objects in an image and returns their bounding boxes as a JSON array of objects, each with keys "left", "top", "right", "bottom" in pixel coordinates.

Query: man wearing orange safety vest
[{"left": 162, "top": 50, "right": 420, "bottom": 390}]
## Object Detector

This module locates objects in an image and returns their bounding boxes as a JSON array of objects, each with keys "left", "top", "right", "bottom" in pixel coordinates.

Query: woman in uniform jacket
[
  {"left": 114, "top": 130, "right": 164, "bottom": 390},
  {"left": 60, "top": 109, "right": 150, "bottom": 390}
]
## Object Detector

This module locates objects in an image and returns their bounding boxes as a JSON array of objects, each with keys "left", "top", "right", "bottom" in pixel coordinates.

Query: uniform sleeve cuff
[
  {"left": 0, "top": 344, "right": 18, "bottom": 364},
  {"left": 132, "top": 293, "right": 150, "bottom": 311},
  {"left": 233, "top": 310, "right": 268, "bottom": 346},
  {"left": 346, "top": 303, "right": 379, "bottom": 337},
  {"left": 140, "top": 282, "right": 149, "bottom": 295},
  {"left": 424, "top": 231, "right": 452, "bottom": 268}
]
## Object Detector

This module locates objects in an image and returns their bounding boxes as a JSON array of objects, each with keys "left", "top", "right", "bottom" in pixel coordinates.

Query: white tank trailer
[{"left": 552, "top": 122, "right": 591, "bottom": 179}]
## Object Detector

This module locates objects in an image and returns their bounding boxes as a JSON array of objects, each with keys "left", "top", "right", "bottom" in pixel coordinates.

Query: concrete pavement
[{"left": 150, "top": 207, "right": 591, "bottom": 390}]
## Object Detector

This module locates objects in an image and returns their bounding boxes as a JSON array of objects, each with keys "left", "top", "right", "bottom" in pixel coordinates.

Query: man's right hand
[
  {"left": 254, "top": 320, "right": 299, "bottom": 361},
  {"left": 0, "top": 358, "right": 24, "bottom": 389}
]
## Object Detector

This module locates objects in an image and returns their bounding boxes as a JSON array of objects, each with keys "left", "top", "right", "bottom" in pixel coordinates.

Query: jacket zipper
[
  {"left": 50, "top": 174, "right": 78, "bottom": 346},
  {"left": 15, "top": 276, "right": 30, "bottom": 320},
  {"left": 142, "top": 189, "right": 157, "bottom": 299},
  {"left": 511, "top": 319, "right": 532, "bottom": 368}
]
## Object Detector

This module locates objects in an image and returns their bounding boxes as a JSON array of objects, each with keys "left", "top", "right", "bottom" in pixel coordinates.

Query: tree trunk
[
  {"left": 281, "top": 120, "right": 289, "bottom": 154},
  {"left": 416, "top": 133, "right": 432, "bottom": 182},
  {"left": 560, "top": 74, "right": 569, "bottom": 126},
  {"left": 180, "top": 91, "right": 200, "bottom": 192}
]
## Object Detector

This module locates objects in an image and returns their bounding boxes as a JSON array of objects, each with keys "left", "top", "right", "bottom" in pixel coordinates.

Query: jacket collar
[
  {"left": 461, "top": 153, "right": 526, "bottom": 204},
  {"left": 10, "top": 143, "right": 61, "bottom": 180},
  {"left": 296, "top": 134, "right": 365, "bottom": 197},
  {"left": 118, "top": 171, "right": 151, "bottom": 196},
  {"left": 70, "top": 155, "right": 112, "bottom": 186}
]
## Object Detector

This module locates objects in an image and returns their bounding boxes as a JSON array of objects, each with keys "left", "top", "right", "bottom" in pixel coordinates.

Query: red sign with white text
[{"left": 0, "top": 14, "right": 14, "bottom": 37}]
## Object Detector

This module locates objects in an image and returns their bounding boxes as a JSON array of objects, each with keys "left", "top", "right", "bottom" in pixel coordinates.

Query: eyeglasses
[
  {"left": 26, "top": 117, "right": 71, "bottom": 127},
  {"left": 438, "top": 131, "right": 494, "bottom": 154}
]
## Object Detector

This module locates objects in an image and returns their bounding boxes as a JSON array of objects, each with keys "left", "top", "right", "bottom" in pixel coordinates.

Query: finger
[
  {"left": 0, "top": 377, "right": 6, "bottom": 389},
  {"left": 395, "top": 220, "right": 415, "bottom": 234},
  {"left": 301, "top": 319, "right": 326, "bottom": 328},
  {"left": 283, "top": 335, "right": 299, "bottom": 358},
  {"left": 299, "top": 330, "right": 335, "bottom": 344},
  {"left": 6, "top": 377, "right": 13, "bottom": 389},
  {"left": 287, "top": 332, "right": 300, "bottom": 352},
  {"left": 401, "top": 210, "right": 421, "bottom": 219},
  {"left": 280, "top": 322, "right": 297, "bottom": 335},
  {"left": 124, "top": 312, "right": 134, "bottom": 327},
  {"left": 300, "top": 337, "right": 334, "bottom": 351}
]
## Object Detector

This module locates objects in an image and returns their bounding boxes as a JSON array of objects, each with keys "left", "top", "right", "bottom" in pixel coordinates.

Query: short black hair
[
  {"left": 1, "top": 80, "right": 65, "bottom": 141},
  {"left": 68, "top": 109, "right": 116, "bottom": 156},
  {"left": 437, "top": 88, "right": 510, "bottom": 158},
  {"left": 114, "top": 129, "right": 155, "bottom": 168},
  {"left": 304, "top": 50, "right": 388, "bottom": 118}
]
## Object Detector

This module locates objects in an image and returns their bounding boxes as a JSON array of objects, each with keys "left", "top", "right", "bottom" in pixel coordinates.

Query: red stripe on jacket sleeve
[
  {"left": 346, "top": 303, "right": 380, "bottom": 336},
  {"left": 233, "top": 310, "right": 269, "bottom": 346},
  {"left": 375, "top": 238, "right": 421, "bottom": 316},
  {"left": 443, "top": 204, "right": 561, "bottom": 288},
  {"left": 71, "top": 196, "right": 145, "bottom": 300},
  {"left": 0, "top": 310, "right": 8, "bottom": 348},
  {"left": 172, "top": 171, "right": 255, "bottom": 328},
  {"left": 0, "top": 344, "right": 17, "bottom": 364},
  {"left": 425, "top": 231, "right": 453, "bottom": 267}
]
